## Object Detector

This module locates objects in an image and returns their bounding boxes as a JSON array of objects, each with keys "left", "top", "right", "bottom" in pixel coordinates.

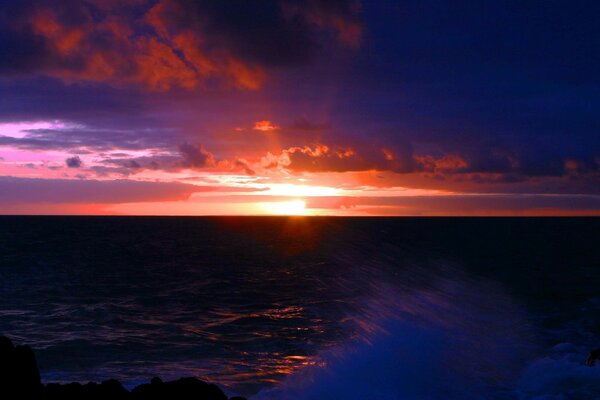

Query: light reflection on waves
[{"left": 257, "top": 263, "right": 534, "bottom": 400}]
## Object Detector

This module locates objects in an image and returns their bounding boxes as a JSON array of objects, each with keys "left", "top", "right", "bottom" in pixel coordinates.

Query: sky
[{"left": 0, "top": 0, "right": 599, "bottom": 216}]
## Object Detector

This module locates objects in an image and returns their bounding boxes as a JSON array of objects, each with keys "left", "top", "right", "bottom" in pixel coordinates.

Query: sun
[{"left": 260, "top": 200, "right": 307, "bottom": 215}]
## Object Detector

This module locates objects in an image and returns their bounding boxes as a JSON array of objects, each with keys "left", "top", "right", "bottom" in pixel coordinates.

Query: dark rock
[
  {"left": 45, "top": 380, "right": 129, "bottom": 400},
  {"left": 98, "top": 379, "right": 130, "bottom": 398},
  {"left": 45, "top": 382, "right": 84, "bottom": 400},
  {"left": 150, "top": 377, "right": 163, "bottom": 385},
  {"left": 0, "top": 336, "right": 43, "bottom": 399},
  {"left": 0, "top": 336, "right": 233, "bottom": 400},
  {"left": 586, "top": 348, "right": 600, "bottom": 366},
  {"left": 131, "top": 377, "right": 228, "bottom": 400}
]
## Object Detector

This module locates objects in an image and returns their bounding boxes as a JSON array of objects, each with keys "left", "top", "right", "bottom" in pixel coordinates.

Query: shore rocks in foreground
[
  {"left": 0, "top": 335, "right": 43, "bottom": 398},
  {"left": 0, "top": 336, "right": 246, "bottom": 400},
  {"left": 586, "top": 349, "right": 600, "bottom": 366},
  {"left": 44, "top": 377, "right": 229, "bottom": 400}
]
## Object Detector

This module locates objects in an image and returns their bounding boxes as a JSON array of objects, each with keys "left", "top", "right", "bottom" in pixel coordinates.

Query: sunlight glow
[
  {"left": 265, "top": 184, "right": 339, "bottom": 197},
  {"left": 259, "top": 200, "right": 307, "bottom": 215}
]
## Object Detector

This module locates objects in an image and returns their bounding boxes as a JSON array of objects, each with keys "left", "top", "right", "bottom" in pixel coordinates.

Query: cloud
[
  {"left": 253, "top": 135, "right": 598, "bottom": 186},
  {"left": 94, "top": 144, "right": 218, "bottom": 174},
  {"left": 290, "top": 117, "right": 331, "bottom": 131},
  {"left": 0, "top": 123, "right": 176, "bottom": 152},
  {"left": 0, "top": 176, "right": 266, "bottom": 205},
  {"left": 100, "top": 154, "right": 182, "bottom": 173},
  {"left": 65, "top": 156, "right": 82, "bottom": 168},
  {"left": 234, "top": 159, "right": 256, "bottom": 176},
  {"left": 178, "top": 143, "right": 216, "bottom": 168},
  {"left": 414, "top": 154, "right": 468, "bottom": 173},
  {"left": 163, "top": 0, "right": 362, "bottom": 66},
  {"left": 0, "top": 176, "right": 202, "bottom": 204},
  {"left": 262, "top": 142, "right": 416, "bottom": 173},
  {"left": 253, "top": 120, "right": 280, "bottom": 132},
  {"left": 0, "top": 0, "right": 362, "bottom": 91},
  {"left": 304, "top": 194, "right": 600, "bottom": 215},
  {"left": 285, "top": 144, "right": 369, "bottom": 172}
]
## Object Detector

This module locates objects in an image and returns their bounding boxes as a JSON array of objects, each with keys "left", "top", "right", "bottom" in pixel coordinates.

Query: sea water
[{"left": 0, "top": 217, "right": 598, "bottom": 398}]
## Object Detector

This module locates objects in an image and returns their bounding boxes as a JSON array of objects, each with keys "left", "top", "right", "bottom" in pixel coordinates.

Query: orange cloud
[
  {"left": 25, "top": 1, "right": 266, "bottom": 91},
  {"left": 252, "top": 143, "right": 512, "bottom": 178},
  {"left": 259, "top": 143, "right": 416, "bottom": 173},
  {"left": 283, "top": 0, "right": 363, "bottom": 48},
  {"left": 414, "top": 154, "right": 469, "bottom": 173},
  {"left": 146, "top": 2, "right": 265, "bottom": 90},
  {"left": 9, "top": 0, "right": 361, "bottom": 91},
  {"left": 266, "top": 144, "right": 376, "bottom": 172},
  {"left": 253, "top": 120, "right": 280, "bottom": 132}
]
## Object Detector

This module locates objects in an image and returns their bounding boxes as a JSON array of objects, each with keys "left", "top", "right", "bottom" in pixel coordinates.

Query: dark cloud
[
  {"left": 0, "top": 27, "right": 48, "bottom": 75},
  {"left": 285, "top": 145, "right": 392, "bottom": 172},
  {"left": 271, "top": 142, "right": 482, "bottom": 174},
  {"left": 0, "top": 176, "right": 266, "bottom": 205},
  {"left": 160, "top": 0, "right": 361, "bottom": 67},
  {"left": 65, "top": 156, "right": 82, "bottom": 168},
  {"left": 178, "top": 143, "right": 216, "bottom": 169},
  {"left": 0, "top": 125, "right": 177, "bottom": 152},
  {"left": 100, "top": 154, "right": 182, "bottom": 173},
  {"left": 0, "top": 77, "right": 147, "bottom": 125},
  {"left": 275, "top": 140, "right": 415, "bottom": 173},
  {"left": 437, "top": 139, "right": 600, "bottom": 178},
  {"left": 351, "top": 170, "right": 600, "bottom": 196},
  {"left": 305, "top": 194, "right": 600, "bottom": 215},
  {"left": 266, "top": 139, "right": 599, "bottom": 188},
  {"left": 290, "top": 117, "right": 331, "bottom": 131},
  {"left": 0, "top": 0, "right": 361, "bottom": 91},
  {"left": 0, "top": 176, "right": 202, "bottom": 204},
  {"left": 89, "top": 165, "right": 136, "bottom": 177}
]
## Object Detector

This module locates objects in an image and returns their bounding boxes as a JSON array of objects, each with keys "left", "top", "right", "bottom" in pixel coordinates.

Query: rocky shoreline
[{"left": 0, "top": 336, "right": 247, "bottom": 400}]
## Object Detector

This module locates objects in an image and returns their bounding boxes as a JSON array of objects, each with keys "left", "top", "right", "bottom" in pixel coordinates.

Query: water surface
[{"left": 0, "top": 217, "right": 598, "bottom": 398}]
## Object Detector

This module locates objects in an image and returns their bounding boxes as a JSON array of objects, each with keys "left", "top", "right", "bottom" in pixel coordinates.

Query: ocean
[{"left": 0, "top": 216, "right": 599, "bottom": 398}]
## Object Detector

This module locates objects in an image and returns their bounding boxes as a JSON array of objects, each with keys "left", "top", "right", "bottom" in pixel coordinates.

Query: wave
[{"left": 254, "top": 260, "right": 600, "bottom": 399}]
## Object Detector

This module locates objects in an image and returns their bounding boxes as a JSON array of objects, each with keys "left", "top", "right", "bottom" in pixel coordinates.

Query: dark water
[{"left": 0, "top": 216, "right": 599, "bottom": 398}]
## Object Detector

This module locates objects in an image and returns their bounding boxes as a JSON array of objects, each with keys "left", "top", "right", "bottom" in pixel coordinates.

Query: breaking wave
[{"left": 257, "top": 261, "right": 599, "bottom": 399}]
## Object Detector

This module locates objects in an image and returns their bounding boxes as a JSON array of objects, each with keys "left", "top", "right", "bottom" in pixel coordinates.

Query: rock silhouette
[
  {"left": 0, "top": 336, "right": 246, "bottom": 400},
  {"left": 0, "top": 335, "right": 43, "bottom": 398},
  {"left": 586, "top": 349, "right": 600, "bottom": 366}
]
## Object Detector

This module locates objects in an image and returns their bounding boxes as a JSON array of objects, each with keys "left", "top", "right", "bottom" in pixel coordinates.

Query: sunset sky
[{"left": 0, "top": 0, "right": 599, "bottom": 215}]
